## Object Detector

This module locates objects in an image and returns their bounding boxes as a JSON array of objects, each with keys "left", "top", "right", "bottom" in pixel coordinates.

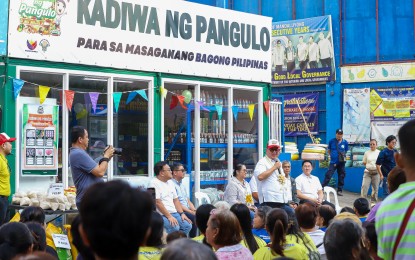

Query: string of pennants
[{"left": 10, "top": 77, "right": 271, "bottom": 122}]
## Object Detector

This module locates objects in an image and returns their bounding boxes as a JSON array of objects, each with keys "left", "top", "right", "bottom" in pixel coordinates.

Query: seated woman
[
  {"left": 206, "top": 209, "right": 253, "bottom": 260},
  {"left": 139, "top": 212, "right": 165, "bottom": 260},
  {"left": 0, "top": 222, "right": 34, "bottom": 260},
  {"left": 192, "top": 204, "right": 216, "bottom": 246},
  {"left": 224, "top": 164, "right": 255, "bottom": 212},
  {"left": 253, "top": 208, "right": 307, "bottom": 260},
  {"left": 324, "top": 219, "right": 371, "bottom": 260},
  {"left": 317, "top": 205, "right": 336, "bottom": 232},
  {"left": 252, "top": 206, "right": 272, "bottom": 244},
  {"left": 296, "top": 202, "right": 326, "bottom": 258},
  {"left": 353, "top": 198, "right": 370, "bottom": 222},
  {"left": 230, "top": 204, "right": 266, "bottom": 254}
]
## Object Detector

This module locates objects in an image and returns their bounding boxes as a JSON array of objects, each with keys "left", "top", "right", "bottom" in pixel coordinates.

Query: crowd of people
[{"left": 0, "top": 118, "right": 414, "bottom": 259}]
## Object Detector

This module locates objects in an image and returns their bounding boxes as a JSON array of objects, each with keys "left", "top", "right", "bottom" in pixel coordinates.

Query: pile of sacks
[{"left": 11, "top": 191, "right": 77, "bottom": 211}]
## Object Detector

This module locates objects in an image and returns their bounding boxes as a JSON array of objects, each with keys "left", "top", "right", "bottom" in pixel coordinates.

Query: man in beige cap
[
  {"left": 253, "top": 139, "right": 293, "bottom": 214},
  {"left": 0, "top": 132, "right": 16, "bottom": 224}
]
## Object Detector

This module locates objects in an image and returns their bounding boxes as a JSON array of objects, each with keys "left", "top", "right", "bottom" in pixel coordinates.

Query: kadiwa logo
[{"left": 26, "top": 40, "right": 37, "bottom": 50}]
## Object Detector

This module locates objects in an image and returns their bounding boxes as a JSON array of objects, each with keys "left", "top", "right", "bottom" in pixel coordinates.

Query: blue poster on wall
[
  {"left": 271, "top": 15, "right": 335, "bottom": 85},
  {"left": 0, "top": 0, "right": 8, "bottom": 55},
  {"left": 284, "top": 93, "right": 319, "bottom": 136}
]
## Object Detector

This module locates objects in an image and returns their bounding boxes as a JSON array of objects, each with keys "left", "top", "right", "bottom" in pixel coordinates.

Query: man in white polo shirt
[
  {"left": 254, "top": 139, "right": 293, "bottom": 214},
  {"left": 296, "top": 160, "right": 335, "bottom": 208},
  {"left": 149, "top": 161, "right": 192, "bottom": 235}
]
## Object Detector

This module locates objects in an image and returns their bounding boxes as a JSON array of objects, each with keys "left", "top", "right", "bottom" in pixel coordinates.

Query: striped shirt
[{"left": 375, "top": 182, "right": 415, "bottom": 259}]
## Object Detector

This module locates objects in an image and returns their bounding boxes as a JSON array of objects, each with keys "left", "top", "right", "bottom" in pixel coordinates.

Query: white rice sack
[
  {"left": 62, "top": 196, "right": 68, "bottom": 203},
  {"left": 19, "top": 197, "right": 31, "bottom": 206},
  {"left": 64, "top": 202, "right": 71, "bottom": 210},
  {"left": 27, "top": 191, "right": 38, "bottom": 199},
  {"left": 56, "top": 196, "right": 65, "bottom": 203},
  {"left": 29, "top": 198, "right": 40, "bottom": 207},
  {"left": 71, "top": 203, "right": 77, "bottom": 210},
  {"left": 50, "top": 202, "right": 59, "bottom": 211},
  {"left": 66, "top": 194, "right": 76, "bottom": 205},
  {"left": 14, "top": 191, "right": 26, "bottom": 198},
  {"left": 47, "top": 195, "right": 59, "bottom": 203},
  {"left": 40, "top": 201, "right": 51, "bottom": 210},
  {"left": 11, "top": 197, "right": 21, "bottom": 205},
  {"left": 58, "top": 203, "right": 65, "bottom": 211},
  {"left": 37, "top": 192, "right": 47, "bottom": 202}
]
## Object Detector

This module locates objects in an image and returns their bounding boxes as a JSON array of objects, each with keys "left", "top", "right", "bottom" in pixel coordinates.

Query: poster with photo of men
[{"left": 272, "top": 15, "right": 335, "bottom": 85}]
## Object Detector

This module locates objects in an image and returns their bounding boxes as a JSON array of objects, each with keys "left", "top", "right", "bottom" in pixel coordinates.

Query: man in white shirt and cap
[{"left": 254, "top": 139, "right": 293, "bottom": 214}]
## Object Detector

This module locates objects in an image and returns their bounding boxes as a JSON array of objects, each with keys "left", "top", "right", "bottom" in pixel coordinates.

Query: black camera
[{"left": 113, "top": 147, "right": 123, "bottom": 155}]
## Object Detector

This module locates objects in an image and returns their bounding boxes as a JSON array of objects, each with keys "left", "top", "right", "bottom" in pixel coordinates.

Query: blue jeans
[
  {"left": 162, "top": 212, "right": 192, "bottom": 235},
  {"left": 322, "top": 163, "right": 346, "bottom": 192},
  {"left": 184, "top": 212, "right": 197, "bottom": 238}
]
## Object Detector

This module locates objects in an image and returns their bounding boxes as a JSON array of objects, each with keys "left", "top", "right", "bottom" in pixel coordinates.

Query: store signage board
[
  {"left": 21, "top": 104, "right": 59, "bottom": 176},
  {"left": 8, "top": 0, "right": 272, "bottom": 83},
  {"left": 341, "top": 63, "right": 415, "bottom": 83},
  {"left": 271, "top": 15, "right": 335, "bottom": 85},
  {"left": 0, "top": 0, "right": 8, "bottom": 55}
]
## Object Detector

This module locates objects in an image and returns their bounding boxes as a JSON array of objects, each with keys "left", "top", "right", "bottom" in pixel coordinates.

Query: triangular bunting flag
[
  {"left": 113, "top": 92, "right": 122, "bottom": 112},
  {"left": 39, "top": 85, "right": 50, "bottom": 104},
  {"left": 263, "top": 101, "right": 270, "bottom": 116},
  {"left": 248, "top": 104, "right": 256, "bottom": 121},
  {"left": 126, "top": 91, "right": 138, "bottom": 105},
  {"left": 215, "top": 105, "right": 223, "bottom": 121},
  {"left": 197, "top": 101, "right": 210, "bottom": 112},
  {"left": 170, "top": 95, "right": 179, "bottom": 110},
  {"left": 64, "top": 90, "right": 75, "bottom": 111},
  {"left": 136, "top": 89, "right": 148, "bottom": 101},
  {"left": 89, "top": 92, "right": 100, "bottom": 114},
  {"left": 13, "top": 79, "right": 25, "bottom": 99},
  {"left": 232, "top": 105, "right": 239, "bottom": 122},
  {"left": 177, "top": 95, "right": 188, "bottom": 110},
  {"left": 160, "top": 86, "right": 168, "bottom": 99}
]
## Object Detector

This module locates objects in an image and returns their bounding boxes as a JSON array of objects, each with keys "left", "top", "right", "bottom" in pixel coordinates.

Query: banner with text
[
  {"left": 370, "top": 87, "right": 415, "bottom": 121},
  {"left": 8, "top": 0, "right": 271, "bottom": 82},
  {"left": 21, "top": 104, "right": 59, "bottom": 176},
  {"left": 271, "top": 15, "right": 335, "bottom": 85},
  {"left": 283, "top": 93, "right": 319, "bottom": 136}
]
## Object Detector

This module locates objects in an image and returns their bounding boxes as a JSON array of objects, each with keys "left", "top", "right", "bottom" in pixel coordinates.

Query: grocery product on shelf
[{"left": 301, "top": 143, "right": 327, "bottom": 161}]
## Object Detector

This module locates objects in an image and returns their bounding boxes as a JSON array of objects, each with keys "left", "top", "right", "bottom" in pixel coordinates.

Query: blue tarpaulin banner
[{"left": 284, "top": 93, "right": 319, "bottom": 136}]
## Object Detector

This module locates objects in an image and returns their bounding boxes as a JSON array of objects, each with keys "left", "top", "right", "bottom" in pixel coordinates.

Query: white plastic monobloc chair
[
  {"left": 324, "top": 186, "right": 342, "bottom": 214},
  {"left": 194, "top": 191, "right": 211, "bottom": 208}
]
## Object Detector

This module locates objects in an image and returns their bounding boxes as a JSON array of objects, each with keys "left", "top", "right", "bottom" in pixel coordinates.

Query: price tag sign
[
  {"left": 48, "top": 183, "right": 64, "bottom": 196},
  {"left": 52, "top": 234, "right": 71, "bottom": 249}
]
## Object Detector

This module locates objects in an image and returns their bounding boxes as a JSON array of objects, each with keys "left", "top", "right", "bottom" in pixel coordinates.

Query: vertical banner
[
  {"left": 21, "top": 104, "right": 59, "bottom": 176},
  {"left": 271, "top": 15, "right": 335, "bottom": 85},
  {"left": 370, "top": 87, "right": 415, "bottom": 121},
  {"left": 283, "top": 93, "right": 319, "bottom": 136},
  {"left": 342, "top": 88, "right": 371, "bottom": 143}
]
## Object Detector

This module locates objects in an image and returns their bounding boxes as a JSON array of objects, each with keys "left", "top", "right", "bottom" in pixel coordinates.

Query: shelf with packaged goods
[{"left": 165, "top": 143, "right": 257, "bottom": 149}]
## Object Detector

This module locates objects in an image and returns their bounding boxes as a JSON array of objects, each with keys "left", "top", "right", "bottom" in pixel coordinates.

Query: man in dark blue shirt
[
  {"left": 376, "top": 135, "right": 397, "bottom": 197},
  {"left": 322, "top": 129, "right": 349, "bottom": 196}
]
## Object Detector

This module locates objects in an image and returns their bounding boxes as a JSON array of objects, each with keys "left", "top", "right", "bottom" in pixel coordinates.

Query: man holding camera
[
  {"left": 69, "top": 126, "right": 115, "bottom": 208},
  {"left": 322, "top": 129, "right": 349, "bottom": 196}
]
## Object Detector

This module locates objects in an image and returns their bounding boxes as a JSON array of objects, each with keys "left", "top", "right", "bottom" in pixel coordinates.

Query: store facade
[{"left": 1, "top": 0, "right": 272, "bottom": 197}]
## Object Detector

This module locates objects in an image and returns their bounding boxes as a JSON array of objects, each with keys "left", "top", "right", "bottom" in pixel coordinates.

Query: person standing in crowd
[
  {"left": 361, "top": 139, "right": 381, "bottom": 202},
  {"left": 376, "top": 135, "right": 397, "bottom": 197},
  {"left": 69, "top": 126, "right": 115, "bottom": 208},
  {"left": 285, "top": 40, "right": 296, "bottom": 72},
  {"left": 297, "top": 36, "right": 308, "bottom": 70},
  {"left": 282, "top": 160, "right": 299, "bottom": 208},
  {"left": 150, "top": 161, "right": 192, "bottom": 236},
  {"left": 224, "top": 164, "right": 255, "bottom": 211},
  {"left": 272, "top": 40, "right": 286, "bottom": 72},
  {"left": 376, "top": 120, "right": 415, "bottom": 259},
  {"left": 254, "top": 139, "right": 293, "bottom": 214},
  {"left": 169, "top": 163, "right": 197, "bottom": 238},
  {"left": 307, "top": 36, "right": 319, "bottom": 69},
  {"left": 78, "top": 180, "right": 153, "bottom": 260},
  {"left": 317, "top": 32, "right": 333, "bottom": 68},
  {"left": 0, "top": 132, "right": 15, "bottom": 225},
  {"left": 322, "top": 129, "right": 349, "bottom": 196}
]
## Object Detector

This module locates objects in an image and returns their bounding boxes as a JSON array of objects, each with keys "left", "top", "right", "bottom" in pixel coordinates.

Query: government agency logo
[{"left": 26, "top": 40, "right": 37, "bottom": 50}]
